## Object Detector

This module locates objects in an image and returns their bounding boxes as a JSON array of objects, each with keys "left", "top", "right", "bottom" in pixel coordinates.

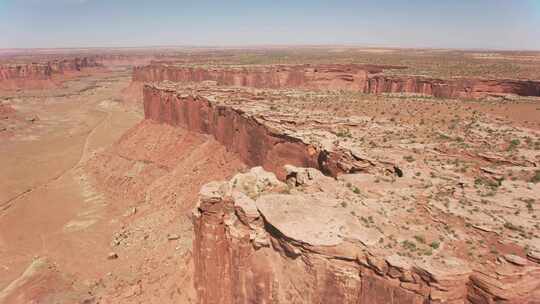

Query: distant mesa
[{"left": 133, "top": 62, "right": 540, "bottom": 100}]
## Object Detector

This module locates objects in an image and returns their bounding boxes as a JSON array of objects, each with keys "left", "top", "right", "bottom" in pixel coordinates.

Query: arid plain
[{"left": 0, "top": 48, "right": 539, "bottom": 303}]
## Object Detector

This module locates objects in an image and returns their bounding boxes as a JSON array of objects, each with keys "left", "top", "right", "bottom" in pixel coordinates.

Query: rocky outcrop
[
  {"left": 0, "top": 64, "right": 52, "bottom": 81},
  {"left": 365, "top": 75, "right": 540, "bottom": 99},
  {"left": 48, "top": 57, "right": 100, "bottom": 74},
  {"left": 193, "top": 167, "right": 540, "bottom": 304},
  {"left": 143, "top": 83, "right": 402, "bottom": 179},
  {"left": 134, "top": 63, "right": 540, "bottom": 99},
  {"left": 144, "top": 81, "right": 540, "bottom": 303},
  {"left": 0, "top": 57, "right": 100, "bottom": 89},
  {"left": 134, "top": 63, "right": 400, "bottom": 91}
]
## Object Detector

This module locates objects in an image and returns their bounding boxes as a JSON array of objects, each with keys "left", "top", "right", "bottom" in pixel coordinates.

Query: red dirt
[
  {"left": 119, "top": 81, "right": 145, "bottom": 105},
  {"left": 81, "top": 120, "right": 247, "bottom": 303},
  {"left": 0, "top": 103, "right": 15, "bottom": 117}
]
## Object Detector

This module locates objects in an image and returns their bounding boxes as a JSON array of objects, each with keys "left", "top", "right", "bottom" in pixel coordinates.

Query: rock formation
[
  {"left": 0, "top": 57, "right": 100, "bottom": 89},
  {"left": 192, "top": 166, "right": 540, "bottom": 303},
  {"left": 2, "top": 48, "right": 539, "bottom": 304},
  {"left": 134, "top": 63, "right": 403, "bottom": 92},
  {"left": 143, "top": 82, "right": 403, "bottom": 179},
  {"left": 142, "top": 81, "right": 540, "bottom": 303},
  {"left": 134, "top": 63, "right": 540, "bottom": 99}
]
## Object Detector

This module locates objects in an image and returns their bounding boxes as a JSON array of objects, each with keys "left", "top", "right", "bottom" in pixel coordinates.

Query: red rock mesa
[
  {"left": 0, "top": 57, "right": 100, "bottom": 90},
  {"left": 143, "top": 82, "right": 540, "bottom": 303},
  {"left": 134, "top": 62, "right": 540, "bottom": 99}
]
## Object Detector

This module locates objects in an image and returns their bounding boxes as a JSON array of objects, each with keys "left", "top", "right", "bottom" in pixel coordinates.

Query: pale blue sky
[{"left": 1, "top": 0, "right": 539, "bottom": 49}]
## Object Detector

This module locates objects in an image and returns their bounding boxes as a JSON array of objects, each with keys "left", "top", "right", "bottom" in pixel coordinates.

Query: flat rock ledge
[{"left": 192, "top": 166, "right": 540, "bottom": 304}]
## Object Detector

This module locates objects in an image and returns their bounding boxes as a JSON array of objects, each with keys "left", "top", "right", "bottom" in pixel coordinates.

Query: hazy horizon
[{"left": 1, "top": 0, "right": 539, "bottom": 50}]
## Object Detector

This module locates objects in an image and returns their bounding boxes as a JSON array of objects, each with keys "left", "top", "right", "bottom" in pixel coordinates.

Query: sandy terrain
[
  {"left": 0, "top": 63, "right": 246, "bottom": 303},
  {"left": 0, "top": 69, "right": 142, "bottom": 302}
]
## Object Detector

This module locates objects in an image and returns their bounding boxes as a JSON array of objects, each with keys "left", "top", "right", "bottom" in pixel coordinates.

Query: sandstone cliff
[
  {"left": 144, "top": 82, "right": 540, "bottom": 303},
  {"left": 193, "top": 166, "right": 540, "bottom": 304},
  {"left": 0, "top": 64, "right": 52, "bottom": 82},
  {"left": 143, "top": 83, "right": 403, "bottom": 179},
  {"left": 0, "top": 57, "right": 100, "bottom": 89},
  {"left": 134, "top": 63, "right": 540, "bottom": 99},
  {"left": 135, "top": 63, "right": 396, "bottom": 91},
  {"left": 365, "top": 75, "right": 540, "bottom": 99}
]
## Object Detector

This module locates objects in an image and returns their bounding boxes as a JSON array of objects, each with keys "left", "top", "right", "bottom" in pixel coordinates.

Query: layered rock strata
[
  {"left": 134, "top": 63, "right": 540, "bottom": 99},
  {"left": 145, "top": 82, "right": 540, "bottom": 303},
  {"left": 0, "top": 57, "right": 100, "bottom": 89},
  {"left": 143, "top": 82, "right": 403, "bottom": 179},
  {"left": 193, "top": 166, "right": 540, "bottom": 304}
]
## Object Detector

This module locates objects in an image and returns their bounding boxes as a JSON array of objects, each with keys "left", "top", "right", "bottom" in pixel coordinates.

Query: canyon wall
[
  {"left": 134, "top": 63, "right": 540, "bottom": 99},
  {"left": 143, "top": 83, "right": 540, "bottom": 304},
  {"left": 192, "top": 167, "right": 540, "bottom": 304},
  {"left": 365, "top": 75, "right": 540, "bottom": 99},
  {"left": 135, "top": 63, "right": 392, "bottom": 91},
  {"left": 143, "top": 84, "right": 320, "bottom": 179},
  {"left": 143, "top": 84, "right": 399, "bottom": 180},
  {"left": 0, "top": 64, "right": 52, "bottom": 82},
  {"left": 0, "top": 57, "right": 100, "bottom": 89},
  {"left": 192, "top": 171, "right": 427, "bottom": 304},
  {"left": 48, "top": 57, "right": 100, "bottom": 74}
]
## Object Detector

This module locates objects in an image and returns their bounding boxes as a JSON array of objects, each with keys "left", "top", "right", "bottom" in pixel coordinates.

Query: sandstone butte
[
  {"left": 0, "top": 57, "right": 100, "bottom": 90},
  {"left": 133, "top": 62, "right": 540, "bottom": 100},
  {"left": 143, "top": 81, "right": 540, "bottom": 303}
]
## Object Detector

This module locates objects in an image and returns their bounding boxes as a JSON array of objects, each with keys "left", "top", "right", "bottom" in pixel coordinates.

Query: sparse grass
[
  {"left": 413, "top": 235, "right": 425, "bottom": 244},
  {"left": 401, "top": 240, "right": 417, "bottom": 251},
  {"left": 336, "top": 128, "right": 352, "bottom": 138},
  {"left": 508, "top": 139, "right": 520, "bottom": 150},
  {"left": 524, "top": 199, "right": 534, "bottom": 212},
  {"left": 503, "top": 222, "right": 522, "bottom": 232},
  {"left": 531, "top": 170, "right": 540, "bottom": 184},
  {"left": 403, "top": 155, "right": 415, "bottom": 163},
  {"left": 474, "top": 177, "right": 500, "bottom": 190}
]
